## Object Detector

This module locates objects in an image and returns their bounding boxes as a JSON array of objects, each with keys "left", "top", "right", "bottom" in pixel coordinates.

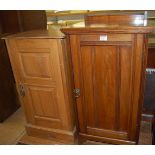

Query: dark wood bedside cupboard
[{"left": 61, "top": 25, "right": 154, "bottom": 144}]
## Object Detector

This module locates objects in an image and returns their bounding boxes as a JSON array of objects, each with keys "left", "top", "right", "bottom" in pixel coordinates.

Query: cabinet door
[
  {"left": 7, "top": 39, "right": 69, "bottom": 130},
  {"left": 70, "top": 35, "right": 144, "bottom": 142}
]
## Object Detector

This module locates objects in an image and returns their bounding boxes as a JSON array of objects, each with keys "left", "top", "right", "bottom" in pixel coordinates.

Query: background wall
[{"left": 46, "top": 10, "right": 155, "bottom": 24}]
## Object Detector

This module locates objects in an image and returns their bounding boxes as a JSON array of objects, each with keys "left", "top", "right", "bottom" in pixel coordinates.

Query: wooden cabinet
[
  {"left": 62, "top": 25, "right": 153, "bottom": 144},
  {"left": 4, "top": 30, "right": 76, "bottom": 144}
]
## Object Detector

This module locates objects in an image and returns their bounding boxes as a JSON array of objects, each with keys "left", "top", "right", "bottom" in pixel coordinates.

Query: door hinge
[
  {"left": 19, "top": 84, "right": 25, "bottom": 97},
  {"left": 73, "top": 88, "right": 80, "bottom": 98}
]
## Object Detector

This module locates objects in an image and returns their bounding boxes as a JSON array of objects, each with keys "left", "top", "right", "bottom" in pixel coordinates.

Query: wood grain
[{"left": 85, "top": 14, "right": 144, "bottom": 26}]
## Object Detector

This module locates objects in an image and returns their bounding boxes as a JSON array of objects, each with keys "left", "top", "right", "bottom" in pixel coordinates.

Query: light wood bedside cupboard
[{"left": 4, "top": 29, "right": 77, "bottom": 144}]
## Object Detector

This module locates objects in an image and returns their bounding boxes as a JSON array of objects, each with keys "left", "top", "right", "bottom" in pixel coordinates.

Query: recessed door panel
[
  {"left": 93, "top": 46, "right": 117, "bottom": 130},
  {"left": 119, "top": 46, "right": 132, "bottom": 132},
  {"left": 26, "top": 85, "right": 62, "bottom": 129},
  {"left": 28, "top": 86, "right": 59, "bottom": 119},
  {"left": 17, "top": 46, "right": 56, "bottom": 86},
  {"left": 19, "top": 52, "right": 52, "bottom": 78}
]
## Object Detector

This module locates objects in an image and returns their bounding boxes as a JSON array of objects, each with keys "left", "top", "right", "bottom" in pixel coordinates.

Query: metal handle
[
  {"left": 73, "top": 88, "right": 80, "bottom": 98},
  {"left": 19, "top": 84, "right": 25, "bottom": 97}
]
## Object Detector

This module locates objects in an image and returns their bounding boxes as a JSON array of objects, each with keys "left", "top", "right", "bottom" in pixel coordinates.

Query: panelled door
[
  {"left": 7, "top": 38, "right": 69, "bottom": 130},
  {"left": 70, "top": 34, "right": 144, "bottom": 142}
]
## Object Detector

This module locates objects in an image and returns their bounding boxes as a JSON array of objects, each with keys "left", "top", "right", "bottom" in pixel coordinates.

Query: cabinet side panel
[
  {"left": 55, "top": 39, "right": 76, "bottom": 130},
  {"left": 130, "top": 34, "right": 144, "bottom": 142}
]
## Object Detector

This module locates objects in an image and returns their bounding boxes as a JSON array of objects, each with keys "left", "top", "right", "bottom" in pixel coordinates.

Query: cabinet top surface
[
  {"left": 3, "top": 23, "right": 155, "bottom": 40},
  {"left": 61, "top": 23, "right": 155, "bottom": 34},
  {"left": 3, "top": 28, "right": 65, "bottom": 39}
]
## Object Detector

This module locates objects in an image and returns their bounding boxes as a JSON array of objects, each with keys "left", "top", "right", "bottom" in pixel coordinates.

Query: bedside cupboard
[
  {"left": 4, "top": 29, "right": 77, "bottom": 144},
  {"left": 61, "top": 25, "right": 153, "bottom": 144}
]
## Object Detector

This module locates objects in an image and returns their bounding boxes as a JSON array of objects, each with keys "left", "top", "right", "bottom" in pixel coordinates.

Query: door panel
[
  {"left": 80, "top": 46, "right": 95, "bottom": 129},
  {"left": 19, "top": 52, "right": 52, "bottom": 78},
  {"left": 93, "top": 46, "right": 117, "bottom": 130},
  {"left": 28, "top": 86, "right": 59, "bottom": 119},
  {"left": 10, "top": 39, "right": 68, "bottom": 130},
  {"left": 119, "top": 46, "right": 132, "bottom": 132},
  {"left": 26, "top": 85, "right": 62, "bottom": 129},
  {"left": 18, "top": 48, "right": 55, "bottom": 85},
  {"left": 76, "top": 43, "right": 133, "bottom": 139}
]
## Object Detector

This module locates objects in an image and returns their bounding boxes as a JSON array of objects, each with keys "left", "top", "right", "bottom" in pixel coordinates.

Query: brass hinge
[
  {"left": 19, "top": 84, "right": 25, "bottom": 97},
  {"left": 73, "top": 88, "right": 80, "bottom": 98}
]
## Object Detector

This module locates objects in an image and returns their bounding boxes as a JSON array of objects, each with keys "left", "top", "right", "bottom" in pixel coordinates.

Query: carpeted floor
[
  {"left": 0, "top": 108, "right": 152, "bottom": 145},
  {"left": 0, "top": 108, "right": 26, "bottom": 144}
]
